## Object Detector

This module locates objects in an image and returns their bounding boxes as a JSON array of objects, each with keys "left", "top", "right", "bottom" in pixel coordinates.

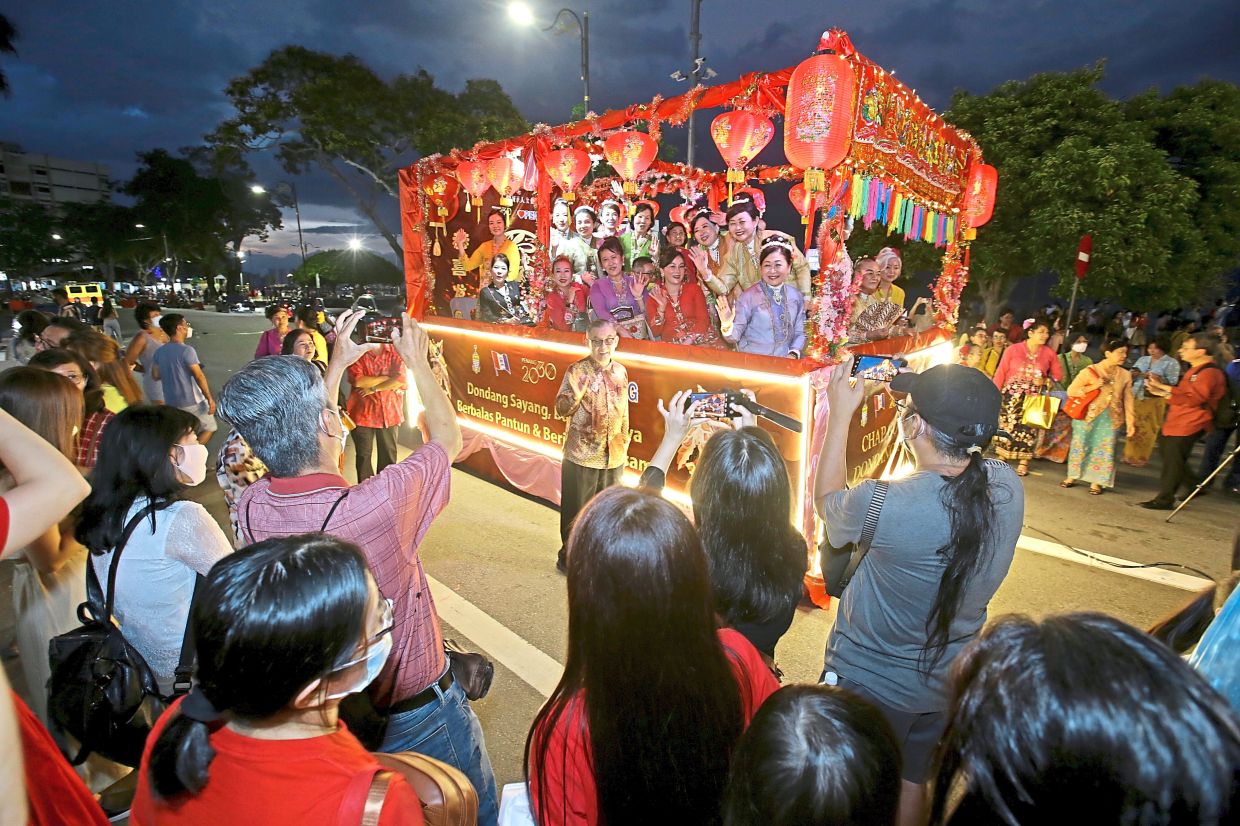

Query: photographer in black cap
[{"left": 814, "top": 360, "right": 1024, "bottom": 826}]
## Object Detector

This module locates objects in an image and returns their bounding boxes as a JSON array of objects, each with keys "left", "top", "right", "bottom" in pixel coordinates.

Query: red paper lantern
[
  {"left": 422, "top": 173, "right": 460, "bottom": 225},
  {"left": 602, "top": 131, "right": 657, "bottom": 195},
  {"left": 455, "top": 160, "right": 491, "bottom": 218},
  {"left": 486, "top": 157, "right": 520, "bottom": 206},
  {"left": 963, "top": 163, "right": 997, "bottom": 229},
  {"left": 669, "top": 204, "right": 690, "bottom": 228},
  {"left": 541, "top": 148, "right": 592, "bottom": 202},
  {"left": 784, "top": 44, "right": 856, "bottom": 194},
  {"left": 711, "top": 111, "right": 775, "bottom": 189},
  {"left": 789, "top": 183, "right": 822, "bottom": 224}
]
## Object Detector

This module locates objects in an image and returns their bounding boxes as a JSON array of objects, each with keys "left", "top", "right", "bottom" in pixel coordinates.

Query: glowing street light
[
  {"left": 509, "top": 3, "right": 589, "bottom": 115},
  {"left": 250, "top": 184, "right": 265, "bottom": 194},
  {"left": 347, "top": 238, "right": 364, "bottom": 251}
]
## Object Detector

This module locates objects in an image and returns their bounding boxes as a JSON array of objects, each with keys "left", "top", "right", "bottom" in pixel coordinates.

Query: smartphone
[
  {"left": 351, "top": 314, "right": 401, "bottom": 344},
  {"left": 685, "top": 391, "right": 729, "bottom": 418},
  {"left": 851, "top": 355, "right": 907, "bottom": 382}
]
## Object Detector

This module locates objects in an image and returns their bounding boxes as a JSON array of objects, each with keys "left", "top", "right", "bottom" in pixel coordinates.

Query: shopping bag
[{"left": 1020, "top": 392, "right": 1060, "bottom": 429}]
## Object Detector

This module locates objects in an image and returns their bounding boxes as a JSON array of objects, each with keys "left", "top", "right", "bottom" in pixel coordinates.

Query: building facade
[{"left": 0, "top": 143, "right": 110, "bottom": 205}]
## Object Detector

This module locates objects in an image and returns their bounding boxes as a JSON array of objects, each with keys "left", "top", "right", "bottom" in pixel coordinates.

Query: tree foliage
[
  {"left": 292, "top": 249, "right": 402, "bottom": 287},
  {"left": 208, "top": 47, "right": 528, "bottom": 258},
  {"left": 860, "top": 65, "right": 1236, "bottom": 319},
  {"left": 0, "top": 195, "right": 65, "bottom": 278},
  {"left": 0, "top": 13, "right": 17, "bottom": 97}
]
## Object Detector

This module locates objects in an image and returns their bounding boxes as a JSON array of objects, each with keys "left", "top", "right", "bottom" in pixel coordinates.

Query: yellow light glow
[
  {"left": 507, "top": 1, "right": 534, "bottom": 26},
  {"left": 419, "top": 322, "right": 808, "bottom": 387}
]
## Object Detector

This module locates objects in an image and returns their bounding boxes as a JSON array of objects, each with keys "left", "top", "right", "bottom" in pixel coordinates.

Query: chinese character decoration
[
  {"left": 784, "top": 32, "right": 857, "bottom": 196},
  {"left": 602, "top": 130, "right": 657, "bottom": 195}
]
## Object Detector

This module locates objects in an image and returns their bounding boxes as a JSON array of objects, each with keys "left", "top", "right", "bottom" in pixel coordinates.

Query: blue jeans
[{"left": 379, "top": 678, "right": 499, "bottom": 826}]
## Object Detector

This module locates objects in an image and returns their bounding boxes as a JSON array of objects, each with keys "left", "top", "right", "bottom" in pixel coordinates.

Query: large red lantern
[
  {"left": 789, "top": 183, "right": 822, "bottom": 224},
  {"left": 486, "top": 157, "right": 520, "bottom": 207},
  {"left": 603, "top": 130, "right": 657, "bottom": 195},
  {"left": 711, "top": 111, "right": 775, "bottom": 202},
  {"left": 455, "top": 160, "right": 490, "bottom": 218},
  {"left": 541, "top": 148, "right": 592, "bottom": 202},
  {"left": 784, "top": 37, "right": 857, "bottom": 195},
  {"left": 963, "top": 162, "right": 997, "bottom": 229},
  {"left": 421, "top": 172, "right": 460, "bottom": 256}
]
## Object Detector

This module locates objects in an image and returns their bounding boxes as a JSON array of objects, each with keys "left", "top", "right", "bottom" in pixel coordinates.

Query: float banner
[{"left": 422, "top": 318, "right": 813, "bottom": 504}]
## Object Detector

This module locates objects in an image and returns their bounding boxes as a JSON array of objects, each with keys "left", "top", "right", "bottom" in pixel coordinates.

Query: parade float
[{"left": 397, "top": 28, "right": 995, "bottom": 591}]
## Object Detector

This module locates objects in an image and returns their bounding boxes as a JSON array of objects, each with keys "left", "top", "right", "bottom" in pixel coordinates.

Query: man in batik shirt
[{"left": 554, "top": 319, "right": 631, "bottom": 571}]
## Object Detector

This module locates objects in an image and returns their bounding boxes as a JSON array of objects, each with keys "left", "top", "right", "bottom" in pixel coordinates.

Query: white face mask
[
  {"left": 1071, "top": 341, "right": 1088, "bottom": 353},
  {"left": 173, "top": 443, "right": 209, "bottom": 486},
  {"left": 185, "top": 326, "right": 194, "bottom": 339},
  {"left": 324, "top": 633, "right": 392, "bottom": 700},
  {"left": 149, "top": 315, "right": 162, "bottom": 328}
]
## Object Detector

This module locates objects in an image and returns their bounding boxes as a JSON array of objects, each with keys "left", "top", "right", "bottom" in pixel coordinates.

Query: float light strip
[
  {"left": 457, "top": 417, "right": 693, "bottom": 507},
  {"left": 419, "top": 322, "right": 806, "bottom": 388}
]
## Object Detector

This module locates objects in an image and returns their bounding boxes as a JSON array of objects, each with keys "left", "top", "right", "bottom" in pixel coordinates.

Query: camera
[{"left": 351, "top": 313, "right": 401, "bottom": 345}]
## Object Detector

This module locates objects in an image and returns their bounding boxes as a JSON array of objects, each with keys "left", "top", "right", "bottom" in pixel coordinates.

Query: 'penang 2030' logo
[{"left": 519, "top": 357, "right": 557, "bottom": 385}]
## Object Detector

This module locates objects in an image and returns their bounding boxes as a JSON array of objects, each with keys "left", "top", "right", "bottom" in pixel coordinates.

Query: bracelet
[{"left": 720, "top": 322, "right": 734, "bottom": 337}]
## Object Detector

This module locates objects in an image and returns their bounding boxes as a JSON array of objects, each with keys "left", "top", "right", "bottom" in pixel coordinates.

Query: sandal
[
  {"left": 1089, "top": 485, "right": 1104, "bottom": 495},
  {"left": 1060, "top": 480, "right": 1077, "bottom": 489}
]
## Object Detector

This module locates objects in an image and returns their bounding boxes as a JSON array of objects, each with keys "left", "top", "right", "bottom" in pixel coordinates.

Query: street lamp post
[
  {"left": 671, "top": 0, "right": 714, "bottom": 168},
  {"left": 252, "top": 181, "right": 310, "bottom": 288},
  {"left": 509, "top": 3, "right": 589, "bottom": 116}
]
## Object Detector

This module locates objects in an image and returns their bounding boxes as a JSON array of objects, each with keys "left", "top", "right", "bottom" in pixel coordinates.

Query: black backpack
[
  {"left": 1204, "top": 363, "right": 1239, "bottom": 430},
  {"left": 47, "top": 502, "right": 199, "bottom": 766}
]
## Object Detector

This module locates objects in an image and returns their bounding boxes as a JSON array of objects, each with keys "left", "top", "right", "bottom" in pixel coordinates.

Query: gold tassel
[
  {"left": 432, "top": 237, "right": 441, "bottom": 257},
  {"left": 465, "top": 194, "right": 472, "bottom": 213},
  {"left": 623, "top": 181, "right": 637, "bottom": 195},
  {"left": 805, "top": 168, "right": 826, "bottom": 194},
  {"left": 726, "top": 169, "right": 744, "bottom": 184}
]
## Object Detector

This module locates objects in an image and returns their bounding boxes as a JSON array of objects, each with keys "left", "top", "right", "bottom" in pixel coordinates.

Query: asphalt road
[{"left": 7, "top": 308, "right": 1236, "bottom": 788}]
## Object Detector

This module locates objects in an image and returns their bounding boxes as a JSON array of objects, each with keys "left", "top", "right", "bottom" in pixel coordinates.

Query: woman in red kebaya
[
  {"left": 544, "top": 255, "right": 589, "bottom": 333},
  {"left": 647, "top": 247, "right": 724, "bottom": 348},
  {"left": 525, "top": 486, "right": 778, "bottom": 826}
]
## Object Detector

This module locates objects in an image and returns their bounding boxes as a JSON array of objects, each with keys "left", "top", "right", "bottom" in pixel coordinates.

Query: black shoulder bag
[
  {"left": 819, "top": 481, "right": 889, "bottom": 598},
  {"left": 47, "top": 502, "right": 201, "bottom": 766}
]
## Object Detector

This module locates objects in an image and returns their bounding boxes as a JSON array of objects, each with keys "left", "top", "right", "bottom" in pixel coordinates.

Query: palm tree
[{"left": 0, "top": 14, "right": 18, "bottom": 97}]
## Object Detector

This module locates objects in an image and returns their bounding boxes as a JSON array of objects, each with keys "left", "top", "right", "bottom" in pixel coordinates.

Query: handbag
[
  {"left": 1021, "top": 391, "right": 1061, "bottom": 429},
  {"left": 1063, "top": 367, "right": 1100, "bottom": 420},
  {"left": 445, "top": 639, "right": 494, "bottom": 701},
  {"left": 818, "top": 482, "right": 888, "bottom": 598},
  {"left": 47, "top": 502, "right": 199, "bottom": 766}
]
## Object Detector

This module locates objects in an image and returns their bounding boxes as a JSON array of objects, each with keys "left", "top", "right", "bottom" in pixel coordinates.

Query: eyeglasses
[
  {"left": 35, "top": 335, "right": 58, "bottom": 348},
  {"left": 332, "top": 597, "right": 395, "bottom": 671},
  {"left": 589, "top": 336, "right": 619, "bottom": 346}
]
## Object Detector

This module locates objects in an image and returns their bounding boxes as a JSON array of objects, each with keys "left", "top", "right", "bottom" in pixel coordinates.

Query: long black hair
[
  {"left": 921, "top": 418, "right": 1000, "bottom": 672},
  {"left": 723, "top": 684, "right": 901, "bottom": 826},
  {"left": 76, "top": 405, "right": 200, "bottom": 554},
  {"left": 931, "top": 613, "right": 1240, "bottom": 825},
  {"left": 147, "top": 534, "right": 371, "bottom": 798},
  {"left": 692, "top": 427, "right": 806, "bottom": 652},
  {"left": 525, "top": 486, "right": 745, "bottom": 825}
]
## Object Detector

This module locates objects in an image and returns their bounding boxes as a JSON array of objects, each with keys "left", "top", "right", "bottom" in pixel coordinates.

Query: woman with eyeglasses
[
  {"left": 132, "top": 534, "right": 426, "bottom": 824},
  {"left": 28, "top": 348, "right": 112, "bottom": 469}
]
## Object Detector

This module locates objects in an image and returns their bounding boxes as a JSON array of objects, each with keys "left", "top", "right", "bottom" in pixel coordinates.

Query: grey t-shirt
[
  {"left": 152, "top": 341, "right": 204, "bottom": 408},
  {"left": 820, "top": 459, "right": 1023, "bottom": 712}
]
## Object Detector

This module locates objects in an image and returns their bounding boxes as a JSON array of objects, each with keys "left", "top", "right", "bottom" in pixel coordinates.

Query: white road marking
[
  {"left": 428, "top": 536, "right": 1211, "bottom": 699},
  {"left": 1016, "top": 534, "right": 1211, "bottom": 592},
  {"left": 427, "top": 575, "right": 563, "bottom": 698}
]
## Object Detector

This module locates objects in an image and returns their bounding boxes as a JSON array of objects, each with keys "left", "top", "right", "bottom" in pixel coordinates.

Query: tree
[
  {"left": 0, "top": 13, "right": 17, "bottom": 97},
  {"left": 944, "top": 65, "right": 1208, "bottom": 318},
  {"left": 0, "top": 196, "right": 67, "bottom": 285},
  {"left": 59, "top": 200, "right": 142, "bottom": 289},
  {"left": 208, "top": 47, "right": 528, "bottom": 259},
  {"left": 292, "top": 249, "right": 402, "bottom": 287},
  {"left": 120, "top": 148, "right": 281, "bottom": 293},
  {"left": 1127, "top": 80, "right": 1240, "bottom": 297}
]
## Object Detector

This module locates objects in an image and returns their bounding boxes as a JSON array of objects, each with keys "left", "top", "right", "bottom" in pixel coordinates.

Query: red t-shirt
[
  {"left": 131, "top": 699, "right": 424, "bottom": 826},
  {"left": 529, "top": 628, "right": 779, "bottom": 825},
  {"left": 347, "top": 345, "right": 406, "bottom": 429},
  {"left": 1162, "top": 363, "right": 1226, "bottom": 437},
  {"left": 14, "top": 691, "right": 109, "bottom": 826}
]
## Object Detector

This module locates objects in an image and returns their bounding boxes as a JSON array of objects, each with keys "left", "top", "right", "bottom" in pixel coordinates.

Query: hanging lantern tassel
[
  {"left": 804, "top": 168, "right": 826, "bottom": 195},
  {"left": 465, "top": 193, "right": 472, "bottom": 213}
]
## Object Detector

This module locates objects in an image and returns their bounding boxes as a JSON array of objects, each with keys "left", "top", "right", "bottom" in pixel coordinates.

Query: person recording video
[{"left": 813, "top": 361, "right": 1024, "bottom": 825}]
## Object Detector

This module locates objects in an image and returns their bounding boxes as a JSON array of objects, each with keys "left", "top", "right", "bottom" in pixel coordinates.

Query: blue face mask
[{"left": 325, "top": 633, "right": 392, "bottom": 700}]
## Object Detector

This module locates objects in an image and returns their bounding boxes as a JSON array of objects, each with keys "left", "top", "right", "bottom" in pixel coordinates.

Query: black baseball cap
[{"left": 890, "top": 364, "right": 1002, "bottom": 446}]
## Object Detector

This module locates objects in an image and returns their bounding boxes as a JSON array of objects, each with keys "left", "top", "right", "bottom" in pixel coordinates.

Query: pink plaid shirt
[{"left": 236, "top": 442, "right": 451, "bottom": 706}]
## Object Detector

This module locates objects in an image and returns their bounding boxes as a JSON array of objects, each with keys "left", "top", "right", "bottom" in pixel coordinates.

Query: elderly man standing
[
  {"left": 216, "top": 312, "right": 499, "bottom": 825},
  {"left": 554, "top": 318, "right": 631, "bottom": 572}
]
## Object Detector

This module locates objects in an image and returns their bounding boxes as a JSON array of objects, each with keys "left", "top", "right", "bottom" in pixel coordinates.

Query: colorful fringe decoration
[{"left": 843, "top": 173, "right": 955, "bottom": 248}]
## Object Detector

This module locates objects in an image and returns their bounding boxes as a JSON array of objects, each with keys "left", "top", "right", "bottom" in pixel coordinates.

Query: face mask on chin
[{"left": 172, "top": 443, "right": 209, "bottom": 486}]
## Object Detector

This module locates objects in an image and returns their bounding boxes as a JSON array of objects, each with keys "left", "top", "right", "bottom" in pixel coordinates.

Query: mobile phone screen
[
  {"left": 686, "top": 392, "right": 728, "bottom": 417},
  {"left": 851, "top": 355, "right": 906, "bottom": 382}
]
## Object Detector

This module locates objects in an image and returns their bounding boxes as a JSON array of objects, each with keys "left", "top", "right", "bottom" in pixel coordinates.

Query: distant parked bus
[{"left": 63, "top": 282, "right": 104, "bottom": 305}]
